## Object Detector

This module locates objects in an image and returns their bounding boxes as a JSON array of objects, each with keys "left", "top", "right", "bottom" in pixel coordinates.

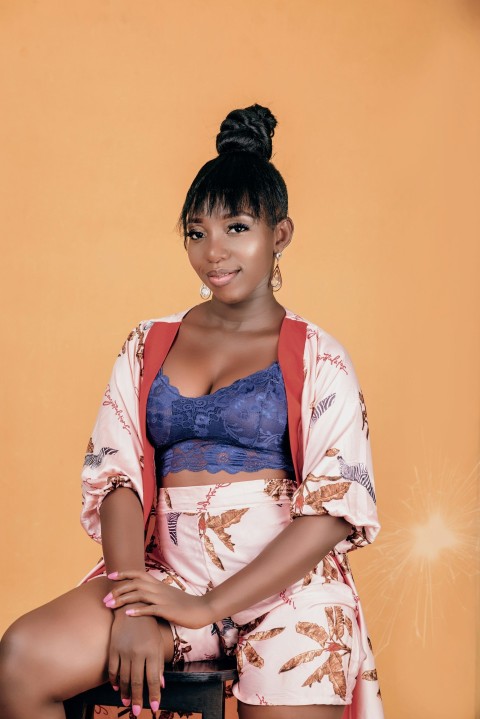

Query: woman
[{"left": 0, "top": 104, "right": 382, "bottom": 719}]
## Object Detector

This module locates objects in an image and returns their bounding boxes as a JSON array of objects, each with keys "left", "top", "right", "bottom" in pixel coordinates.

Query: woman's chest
[{"left": 161, "top": 325, "right": 281, "bottom": 398}]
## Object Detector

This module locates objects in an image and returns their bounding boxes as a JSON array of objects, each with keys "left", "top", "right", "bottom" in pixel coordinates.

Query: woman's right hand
[{"left": 108, "top": 606, "right": 166, "bottom": 715}]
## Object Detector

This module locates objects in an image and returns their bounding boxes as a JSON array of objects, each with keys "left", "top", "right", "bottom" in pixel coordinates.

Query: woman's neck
[{"left": 199, "top": 295, "right": 285, "bottom": 333}]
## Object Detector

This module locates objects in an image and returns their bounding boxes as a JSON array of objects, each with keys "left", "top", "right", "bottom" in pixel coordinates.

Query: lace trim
[{"left": 156, "top": 441, "right": 294, "bottom": 475}]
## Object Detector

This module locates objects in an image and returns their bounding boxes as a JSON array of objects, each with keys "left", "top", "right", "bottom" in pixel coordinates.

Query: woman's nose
[{"left": 204, "top": 233, "right": 228, "bottom": 262}]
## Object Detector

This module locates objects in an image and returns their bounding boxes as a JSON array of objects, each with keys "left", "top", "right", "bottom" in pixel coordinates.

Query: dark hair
[{"left": 179, "top": 104, "right": 288, "bottom": 246}]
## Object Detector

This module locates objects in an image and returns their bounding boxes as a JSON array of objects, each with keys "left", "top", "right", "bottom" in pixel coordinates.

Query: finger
[
  {"left": 130, "top": 655, "right": 146, "bottom": 717},
  {"left": 125, "top": 606, "right": 164, "bottom": 618},
  {"left": 104, "top": 581, "right": 145, "bottom": 606},
  {"left": 119, "top": 658, "right": 131, "bottom": 708},
  {"left": 111, "top": 579, "right": 141, "bottom": 595},
  {"left": 107, "top": 569, "right": 145, "bottom": 581},
  {"left": 111, "top": 588, "right": 165, "bottom": 609},
  {"left": 159, "top": 646, "right": 165, "bottom": 694},
  {"left": 110, "top": 580, "right": 151, "bottom": 600},
  {"left": 146, "top": 652, "right": 161, "bottom": 713},
  {"left": 105, "top": 590, "right": 149, "bottom": 609},
  {"left": 108, "top": 648, "right": 120, "bottom": 690}
]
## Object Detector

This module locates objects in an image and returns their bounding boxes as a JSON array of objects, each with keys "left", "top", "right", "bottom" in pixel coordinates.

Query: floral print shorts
[{"left": 144, "top": 478, "right": 365, "bottom": 707}]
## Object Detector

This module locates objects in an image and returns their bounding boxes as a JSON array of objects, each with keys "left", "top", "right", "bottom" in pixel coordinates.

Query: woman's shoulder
[
  {"left": 126, "top": 307, "right": 193, "bottom": 336},
  {"left": 142, "top": 307, "right": 192, "bottom": 328},
  {"left": 284, "top": 308, "right": 360, "bottom": 388},
  {"left": 115, "top": 309, "right": 191, "bottom": 361},
  {"left": 284, "top": 308, "right": 350, "bottom": 358}
]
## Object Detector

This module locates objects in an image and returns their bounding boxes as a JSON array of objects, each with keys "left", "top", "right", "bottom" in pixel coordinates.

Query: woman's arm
[
  {"left": 206, "top": 513, "right": 351, "bottom": 620},
  {"left": 100, "top": 488, "right": 172, "bottom": 714},
  {"left": 100, "top": 487, "right": 146, "bottom": 574},
  {"left": 81, "top": 324, "right": 172, "bottom": 713},
  {"left": 105, "top": 513, "right": 351, "bottom": 628}
]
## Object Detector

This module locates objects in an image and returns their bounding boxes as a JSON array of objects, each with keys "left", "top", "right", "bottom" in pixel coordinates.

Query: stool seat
[{"left": 64, "top": 657, "right": 238, "bottom": 719}]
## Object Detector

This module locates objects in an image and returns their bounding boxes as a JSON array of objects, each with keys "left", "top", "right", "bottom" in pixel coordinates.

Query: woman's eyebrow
[
  {"left": 187, "top": 212, "right": 256, "bottom": 224},
  {"left": 221, "top": 212, "right": 255, "bottom": 219}
]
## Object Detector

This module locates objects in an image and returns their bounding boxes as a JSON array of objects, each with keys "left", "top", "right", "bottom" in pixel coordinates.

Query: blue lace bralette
[{"left": 146, "top": 361, "right": 294, "bottom": 476}]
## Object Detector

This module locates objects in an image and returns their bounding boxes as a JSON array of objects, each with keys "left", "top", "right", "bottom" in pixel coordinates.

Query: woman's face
[{"left": 185, "top": 208, "right": 293, "bottom": 305}]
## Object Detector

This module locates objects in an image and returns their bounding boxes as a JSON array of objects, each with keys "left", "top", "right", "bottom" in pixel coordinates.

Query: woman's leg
[
  {"left": 0, "top": 577, "right": 172, "bottom": 719},
  {"left": 238, "top": 703, "right": 345, "bottom": 719}
]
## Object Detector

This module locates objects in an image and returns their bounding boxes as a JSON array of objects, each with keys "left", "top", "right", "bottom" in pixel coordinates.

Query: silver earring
[{"left": 200, "top": 283, "right": 212, "bottom": 300}]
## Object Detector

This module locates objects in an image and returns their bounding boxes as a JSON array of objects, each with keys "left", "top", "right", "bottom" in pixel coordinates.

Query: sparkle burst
[{"left": 355, "top": 454, "right": 479, "bottom": 653}]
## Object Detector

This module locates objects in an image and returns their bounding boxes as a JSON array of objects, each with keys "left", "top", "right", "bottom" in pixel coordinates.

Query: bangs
[
  {"left": 179, "top": 151, "right": 287, "bottom": 244},
  {"left": 187, "top": 190, "right": 263, "bottom": 226}
]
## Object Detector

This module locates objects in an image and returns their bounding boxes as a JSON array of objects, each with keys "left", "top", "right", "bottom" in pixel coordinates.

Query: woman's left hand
[{"left": 103, "top": 570, "right": 213, "bottom": 629}]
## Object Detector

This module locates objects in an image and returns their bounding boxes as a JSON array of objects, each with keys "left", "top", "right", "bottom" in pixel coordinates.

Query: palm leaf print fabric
[
  {"left": 198, "top": 508, "right": 250, "bottom": 570},
  {"left": 279, "top": 606, "right": 352, "bottom": 698},
  {"left": 236, "top": 614, "right": 286, "bottom": 674},
  {"left": 80, "top": 309, "right": 382, "bottom": 718}
]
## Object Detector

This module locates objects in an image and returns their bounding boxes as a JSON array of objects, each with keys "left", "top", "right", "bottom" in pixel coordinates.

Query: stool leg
[
  {"left": 202, "top": 680, "right": 226, "bottom": 719},
  {"left": 63, "top": 696, "right": 86, "bottom": 719}
]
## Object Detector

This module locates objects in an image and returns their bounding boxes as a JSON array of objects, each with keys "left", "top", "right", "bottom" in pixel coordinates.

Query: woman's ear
[{"left": 273, "top": 217, "right": 294, "bottom": 254}]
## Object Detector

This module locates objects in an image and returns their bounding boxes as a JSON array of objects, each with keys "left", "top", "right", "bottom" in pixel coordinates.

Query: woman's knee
[
  {"left": 0, "top": 615, "right": 40, "bottom": 692},
  {"left": 0, "top": 593, "right": 110, "bottom": 702}
]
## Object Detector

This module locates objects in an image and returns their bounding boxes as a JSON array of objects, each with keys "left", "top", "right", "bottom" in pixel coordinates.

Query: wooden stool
[{"left": 63, "top": 658, "right": 238, "bottom": 719}]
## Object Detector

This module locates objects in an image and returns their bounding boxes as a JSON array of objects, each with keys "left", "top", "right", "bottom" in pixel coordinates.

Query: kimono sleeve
[
  {"left": 80, "top": 325, "right": 146, "bottom": 544},
  {"left": 291, "top": 345, "right": 380, "bottom": 553}
]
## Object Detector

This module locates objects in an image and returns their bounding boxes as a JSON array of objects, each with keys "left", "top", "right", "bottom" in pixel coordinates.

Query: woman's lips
[{"left": 206, "top": 271, "right": 239, "bottom": 287}]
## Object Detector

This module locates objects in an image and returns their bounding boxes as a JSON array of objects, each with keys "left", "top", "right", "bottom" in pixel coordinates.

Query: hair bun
[{"left": 216, "top": 104, "right": 277, "bottom": 161}]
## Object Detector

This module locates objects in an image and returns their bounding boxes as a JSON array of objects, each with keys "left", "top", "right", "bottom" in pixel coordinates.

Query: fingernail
[
  {"left": 151, "top": 700, "right": 159, "bottom": 712},
  {"left": 107, "top": 572, "right": 118, "bottom": 579},
  {"left": 125, "top": 608, "right": 135, "bottom": 615},
  {"left": 112, "top": 684, "right": 119, "bottom": 691},
  {"left": 121, "top": 697, "right": 131, "bottom": 707},
  {"left": 160, "top": 676, "right": 165, "bottom": 689},
  {"left": 103, "top": 592, "right": 113, "bottom": 602},
  {"left": 132, "top": 704, "right": 142, "bottom": 716},
  {"left": 105, "top": 600, "right": 116, "bottom": 608}
]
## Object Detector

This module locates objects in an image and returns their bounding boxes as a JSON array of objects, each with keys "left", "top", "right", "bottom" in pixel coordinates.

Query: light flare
[
  {"left": 354, "top": 453, "right": 479, "bottom": 653},
  {"left": 411, "top": 512, "right": 459, "bottom": 561}
]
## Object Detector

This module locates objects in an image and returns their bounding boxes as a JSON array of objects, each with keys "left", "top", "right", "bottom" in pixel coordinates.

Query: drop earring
[
  {"left": 200, "top": 283, "right": 212, "bottom": 300},
  {"left": 270, "top": 252, "right": 283, "bottom": 292}
]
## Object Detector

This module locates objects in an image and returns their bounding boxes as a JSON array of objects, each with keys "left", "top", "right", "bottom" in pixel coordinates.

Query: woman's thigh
[
  {"left": 0, "top": 577, "right": 113, "bottom": 701},
  {"left": 238, "top": 704, "right": 345, "bottom": 719}
]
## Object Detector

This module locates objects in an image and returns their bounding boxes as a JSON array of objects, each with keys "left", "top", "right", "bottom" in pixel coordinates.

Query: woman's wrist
[{"left": 203, "top": 587, "right": 227, "bottom": 625}]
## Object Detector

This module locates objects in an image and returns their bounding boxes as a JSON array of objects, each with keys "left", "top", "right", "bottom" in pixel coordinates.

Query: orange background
[{"left": 1, "top": 2, "right": 479, "bottom": 718}]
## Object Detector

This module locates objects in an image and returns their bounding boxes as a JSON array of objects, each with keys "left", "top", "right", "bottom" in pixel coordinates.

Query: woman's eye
[
  {"left": 228, "top": 223, "right": 249, "bottom": 233},
  {"left": 186, "top": 229, "right": 204, "bottom": 240}
]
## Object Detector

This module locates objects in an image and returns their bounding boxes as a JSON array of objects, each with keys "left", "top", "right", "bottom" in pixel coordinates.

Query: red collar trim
[{"left": 139, "top": 314, "right": 307, "bottom": 527}]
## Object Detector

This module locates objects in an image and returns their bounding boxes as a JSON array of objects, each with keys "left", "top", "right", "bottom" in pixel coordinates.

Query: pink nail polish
[
  {"left": 151, "top": 700, "right": 159, "bottom": 712},
  {"left": 112, "top": 684, "right": 119, "bottom": 691},
  {"left": 132, "top": 704, "right": 142, "bottom": 716},
  {"left": 107, "top": 571, "right": 118, "bottom": 579},
  {"left": 125, "top": 608, "right": 135, "bottom": 615},
  {"left": 105, "top": 600, "right": 116, "bottom": 608},
  {"left": 121, "top": 697, "right": 131, "bottom": 706},
  {"left": 160, "top": 676, "right": 165, "bottom": 689},
  {"left": 103, "top": 592, "right": 113, "bottom": 602}
]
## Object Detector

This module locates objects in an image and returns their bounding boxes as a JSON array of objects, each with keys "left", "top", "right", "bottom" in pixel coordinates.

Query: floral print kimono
[{"left": 80, "top": 307, "right": 383, "bottom": 719}]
